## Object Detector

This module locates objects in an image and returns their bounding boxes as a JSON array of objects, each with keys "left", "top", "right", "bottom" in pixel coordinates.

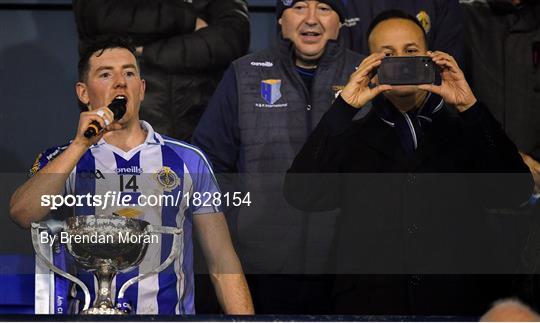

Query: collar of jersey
[{"left": 93, "top": 120, "right": 164, "bottom": 148}]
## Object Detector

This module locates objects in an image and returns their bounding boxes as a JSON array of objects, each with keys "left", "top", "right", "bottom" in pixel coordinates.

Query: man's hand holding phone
[
  {"left": 418, "top": 51, "right": 477, "bottom": 112},
  {"left": 340, "top": 52, "right": 393, "bottom": 109}
]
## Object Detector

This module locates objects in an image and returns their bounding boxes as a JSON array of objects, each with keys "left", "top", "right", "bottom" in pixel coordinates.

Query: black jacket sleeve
[
  {"left": 73, "top": 0, "right": 250, "bottom": 72},
  {"left": 73, "top": 0, "right": 198, "bottom": 41},
  {"left": 460, "top": 102, "right": 529, "bottom": 173},
  {"left": 459, "top": 102, "right": 533, "bottom": 205},
  {"left": 142, "top": 0, "right": 250, "bottom": 72},
  {"left": 284, "top": 96, "right": 358, "bottom": 212}
]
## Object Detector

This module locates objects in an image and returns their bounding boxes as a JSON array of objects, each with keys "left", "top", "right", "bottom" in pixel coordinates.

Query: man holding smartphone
[{"left": 284, "top": 10, "right": 533, "bottom": 315}]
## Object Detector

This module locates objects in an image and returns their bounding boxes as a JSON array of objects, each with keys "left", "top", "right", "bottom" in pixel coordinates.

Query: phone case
[{"left": 378, "top": 56, "right": 436, "bottom": 85}]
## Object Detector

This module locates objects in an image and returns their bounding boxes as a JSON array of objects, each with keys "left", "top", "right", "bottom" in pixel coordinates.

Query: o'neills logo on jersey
[
  {"left": 116, "top": 166, "right": 143, "bottom": 175},
  {"left": 155, "top": 166, "right": 180, "bottom": 192}
]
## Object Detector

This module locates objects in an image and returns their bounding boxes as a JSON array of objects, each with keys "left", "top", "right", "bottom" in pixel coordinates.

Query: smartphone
[{"left": 377, "top": 56, "right": 436, "bottom": 85}]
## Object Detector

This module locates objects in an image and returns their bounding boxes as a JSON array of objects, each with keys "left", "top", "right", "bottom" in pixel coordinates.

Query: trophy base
[{"left": 81, "top": 307, "right": 127, "bottom": 315}]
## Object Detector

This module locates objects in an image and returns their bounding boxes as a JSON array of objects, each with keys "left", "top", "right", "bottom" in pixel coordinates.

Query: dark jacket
[
  {"left": 284, "top": 95, "right": 533, "bottom": 314},
  {"left": 340, "top": 0, "right": 464, "bottom": 64},
  {"left": 461, "top": 0, "right": 540, "bottom": 160},
  {"left": 73, "top": 0, "right": 250, "bottom": 140},
  {"left": 192, "top": 38, "right": 363, "bottom": 274}
]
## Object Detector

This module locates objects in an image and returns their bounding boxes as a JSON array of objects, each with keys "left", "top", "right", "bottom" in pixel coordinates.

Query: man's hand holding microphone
[{"left": 73, "top": 96, "right": 126, "bottom": 148}]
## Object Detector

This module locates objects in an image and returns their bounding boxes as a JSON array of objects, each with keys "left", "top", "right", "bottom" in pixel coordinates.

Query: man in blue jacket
[{"left": 192, "top": 0, "right": 362, "bottom": 314}]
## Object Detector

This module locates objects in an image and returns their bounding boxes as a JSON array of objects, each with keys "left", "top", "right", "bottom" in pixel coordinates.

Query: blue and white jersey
[{"left": 32, "top": 121, "right": 221, "bottom": 315}]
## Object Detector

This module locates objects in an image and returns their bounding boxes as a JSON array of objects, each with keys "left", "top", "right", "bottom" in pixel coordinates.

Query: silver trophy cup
[{"left": 31, "top": 215, "right": 183, "bottom": 315}]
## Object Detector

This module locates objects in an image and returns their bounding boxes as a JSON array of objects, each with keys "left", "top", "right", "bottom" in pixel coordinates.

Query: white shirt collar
[{"left": 94, "top": 120, "right": 164, "bottom": 147}]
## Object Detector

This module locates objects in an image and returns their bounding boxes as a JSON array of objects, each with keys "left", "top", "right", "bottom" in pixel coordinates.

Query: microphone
[{"left": 84, "top": 96, "right": 127, "bottom": 138}]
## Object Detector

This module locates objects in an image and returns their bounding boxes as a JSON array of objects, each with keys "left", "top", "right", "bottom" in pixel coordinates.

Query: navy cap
[{"left": 276, "top": 0, "right": 345, "bottom": 22}]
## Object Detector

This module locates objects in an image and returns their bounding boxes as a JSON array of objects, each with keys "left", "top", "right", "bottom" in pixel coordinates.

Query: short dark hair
[
  {"left": 367, "top": 9, "right": 427, "bottom": 45},
  {"left": 77, "top": 35, "right": 138, "bottom": 83},
  {"left": 76, "top": 35, "right": 138, "bottom": 111}
]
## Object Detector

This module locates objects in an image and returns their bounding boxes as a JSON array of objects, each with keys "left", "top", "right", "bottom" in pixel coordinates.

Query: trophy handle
[
  {"left": 31, "top": 221, "right": 92, "bottom": 312},
  {"left": 117, "top": 225, "right": 183, "bottom": 299}
]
